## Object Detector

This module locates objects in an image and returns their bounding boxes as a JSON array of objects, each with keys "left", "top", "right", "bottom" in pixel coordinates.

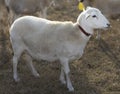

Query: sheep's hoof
[
  {"left": 69, "top": 88, "right": 74, "bottom": 92},
  {"left": 14, "top": 77, "right": 20, "bottom": 82},
  {"left": 33, "top": 73, "right": 40, "bottom": 78},
  {"left": 68, "top": 87, "right": 74, "bottom": 92}
]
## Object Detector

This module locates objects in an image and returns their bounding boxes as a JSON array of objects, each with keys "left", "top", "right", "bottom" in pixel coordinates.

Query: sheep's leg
[
  {"left": 42, "top": 7, "right": 47, "bottom": 18},
  {"left": 25, "top": 54, "right": 40, "bottom": 77},
  {"left": 11, "top": 37, "right": 26, "bottom": 82},
  {"left": 13, "top": 48, "right": 23, "bottom": 82},
  {"left": 9, "top": 10, "right": 14, "bottom": 25},
  {"left": 13, "top": 55, "right": 20, "bottom": 82},
  {"left": 60, "top": 66, "right": 66, "bottom": 84},
  {"left": 60, "top": 58, "right": 74, "bottom": 91},
  {"left": 36, "top": 11, "right": 43, "bottom": 18}
]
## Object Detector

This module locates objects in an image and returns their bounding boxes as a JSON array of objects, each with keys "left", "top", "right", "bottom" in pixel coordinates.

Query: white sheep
[
  {"left": 5, "top": 0, "right": 55, "bottom": 24},
  {"left": 9, "top": 7, "right": 110, "bottom": 91}
]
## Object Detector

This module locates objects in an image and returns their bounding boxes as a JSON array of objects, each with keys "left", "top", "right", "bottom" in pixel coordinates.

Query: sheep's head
[{"left": 77, "top": 7, "right": 110, "bottom": 29}]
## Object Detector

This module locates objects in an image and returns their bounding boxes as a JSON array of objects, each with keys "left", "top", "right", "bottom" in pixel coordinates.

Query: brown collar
[{"left": 78, "top": 24, "right": 91, "bottom": 37}]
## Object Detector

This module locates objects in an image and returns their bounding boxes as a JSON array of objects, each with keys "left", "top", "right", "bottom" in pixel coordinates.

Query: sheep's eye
[{"left": 92, "top": 15, "right": 97, "bottom": 18}]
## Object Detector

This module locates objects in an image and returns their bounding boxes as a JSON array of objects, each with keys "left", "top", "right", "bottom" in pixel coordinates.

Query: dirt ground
[{"left": 0, "top": 2, "right": 120, "bottom": 94}]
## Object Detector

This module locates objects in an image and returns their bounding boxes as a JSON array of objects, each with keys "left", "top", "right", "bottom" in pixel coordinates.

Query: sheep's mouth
[
  {"left": 95, "top": 27, "right": 110, "bottom": 31},
  {"left": 97, "top": 25, "right": 111, "bottom": 31},
  {"left": 94, "top": 25, "right": 111, "bottom": 31},
  {"left": 103, "top": 26, "right": 111, "bottom": 30},
  {"left": 102, "top": 27, "right": 109, "bottom": 30},
  {"left": 98, "top": 23, "right": 111, "bottom": 30}
]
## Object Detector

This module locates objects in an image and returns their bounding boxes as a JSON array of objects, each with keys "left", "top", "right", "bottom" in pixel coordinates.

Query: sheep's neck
[
  {"left": 78, "top": 25, "right": 91, "bottom": 37},
  {"left": 79, "top": 21, "right": 94, "bottom": 37}
]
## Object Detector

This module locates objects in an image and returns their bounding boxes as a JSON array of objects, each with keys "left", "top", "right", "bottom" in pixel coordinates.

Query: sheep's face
[{"left": 82, "top": 7, "right": 110, "bottom": 29}]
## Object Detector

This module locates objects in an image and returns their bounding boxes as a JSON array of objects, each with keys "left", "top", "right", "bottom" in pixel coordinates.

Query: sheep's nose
[{"left": 107, "top": 23, "right": 110, "bottom": 27}]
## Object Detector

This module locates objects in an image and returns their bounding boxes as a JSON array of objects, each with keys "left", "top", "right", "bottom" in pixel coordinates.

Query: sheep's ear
[
  {"left": 85, "top": 13, "right": 90, "bottom": 20},
  {"left": 86, "top": 6, "right": 92, "bottom": 10}
]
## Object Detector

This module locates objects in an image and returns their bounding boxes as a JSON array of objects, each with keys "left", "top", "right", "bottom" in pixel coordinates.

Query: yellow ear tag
[{"left": 78, "top": 2, "right": 85, "bottom": 11}]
